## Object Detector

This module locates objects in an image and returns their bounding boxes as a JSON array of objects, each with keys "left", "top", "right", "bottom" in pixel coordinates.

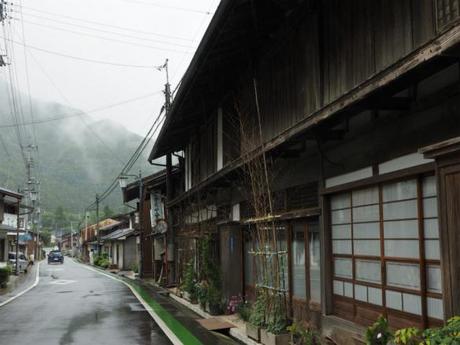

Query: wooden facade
[{"left": 149, "top": 0, "right": 460, "bottom": 340}]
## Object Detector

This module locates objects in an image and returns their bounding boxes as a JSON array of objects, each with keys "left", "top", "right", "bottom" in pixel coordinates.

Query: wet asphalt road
[{"left": 0, "top": 259, "right": 172, "bottom": 345}]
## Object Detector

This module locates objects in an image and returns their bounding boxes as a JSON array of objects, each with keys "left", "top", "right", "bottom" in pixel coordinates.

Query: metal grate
[{"left": 437, "top": 0, "right": 460, "bottom": 30}]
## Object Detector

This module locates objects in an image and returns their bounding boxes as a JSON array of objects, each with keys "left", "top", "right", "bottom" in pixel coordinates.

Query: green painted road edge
[{"left": 75, "top": 260, "right": 203, "bottom": 345}]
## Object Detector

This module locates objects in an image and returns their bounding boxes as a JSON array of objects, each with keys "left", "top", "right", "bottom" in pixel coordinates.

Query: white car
[{"left": 8, "top": 252, "right": 28, "bottom": 272}]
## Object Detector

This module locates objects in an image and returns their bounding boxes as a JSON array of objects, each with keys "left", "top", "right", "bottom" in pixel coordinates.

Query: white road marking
[
  {"left": 0, "top": 262, "right": 41, "bottom": 308},
  {"left": 49, "top": 279, "right": 77, "bottom": 285}
]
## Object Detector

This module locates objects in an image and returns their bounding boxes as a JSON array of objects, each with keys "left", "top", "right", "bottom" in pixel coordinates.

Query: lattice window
[
  {"left": 437, "top": 0, "right": 460, "bottom": 30},
  {"left": 330, "top": 175, "right": 443, "bottom": 326}
]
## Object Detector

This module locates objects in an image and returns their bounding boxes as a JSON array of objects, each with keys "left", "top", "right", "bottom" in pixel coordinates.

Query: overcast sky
[{"left": 2, "top": 0, "right": 219, "bottom": 136}]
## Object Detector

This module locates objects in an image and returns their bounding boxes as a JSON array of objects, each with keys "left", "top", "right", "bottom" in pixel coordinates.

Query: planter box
[
  {"left": 260, "top": 329, "right": 290, "bottom": 345},
  {"left": 246, "top": 324, "right": 260, "bottom": 341}
]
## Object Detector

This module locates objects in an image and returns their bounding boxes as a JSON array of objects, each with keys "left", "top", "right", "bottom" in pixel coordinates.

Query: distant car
[
  {"left": 48, "top": 250, "right": 64, "bottom": 264},
  {"left": 8, "top": 252, "right": 28, "bottom": 272}
]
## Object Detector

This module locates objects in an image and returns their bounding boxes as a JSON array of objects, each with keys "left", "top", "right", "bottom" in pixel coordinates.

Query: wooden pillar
[
  {"left": 421, "top": 137, "right": 460, "bottom": 319},
  {"left": 141, "top": 199, "right": 153, "bottom": 278}
]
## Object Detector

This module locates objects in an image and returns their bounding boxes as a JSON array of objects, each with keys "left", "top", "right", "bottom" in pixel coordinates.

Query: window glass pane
[
  {"left": 331, "top": 193, "right": 350, "bottom": 210},
  {"left": 368, "top": 287, "right": 383, "bottom": 306},
  {"left": 386, "top": 290, "right": 403, "bottom": 311},
  {"left": 333, "top": 240, "right": 352, "bottom": 254},
  {"left": 383, "top": 200, "right": 417, "bottom": 220},
  {"left": 424, "top": 218, "right": 439, "bottom": 239},
  {"left": 425, "top": 240, "right": 440, "bottom": 260},
  {"left": 352, "top": 187, "right": 379, "bottom": 206},
  {"left": 384, "top": 220, "right": 419, "bottom": 238},
  {"left": 427, "top": 265, "right": 442, "bottom": 293},
  {"left": 353, "top": 205, "right": 379, "bottom": 222},
  {"left": 353, "top": 222, "right": 380, "bottom": 239},
  {"left": 354, "top": 284, "right": 367, "bottom": 302},
  {"left": 382, "top": 180, "right": 417, "bottom": 202},
  {"left": 423, "top": 176, "right": 437, "bottom": 197},
  {"left": 427, "top": 297, "right": 444, "bottom": 320},
  {"left": 356, "top": 259, "right": 382, "bottom": 283},
  {"left": 332, "top": 209, "right": 351, "bottom": 225},
  {"left": 334, "top": 258, "right": 352, "bottom": 278},
  {"left": 344, "top": 282, "right": 353, "bottom": 298},
  {"left": 332, "top": 224, "right": 351, "bottom": 239},
  {"left": 385, "top": 240, "right": 420, "bottom": 258},
  {"left": 333, "top": 280, "right": 344, "bottom": 296},
  {"left": 309, "top": 229, "right": 321, "bottom": 303},
  {"left": 386, "top": 262, "right": 420, "bottom": 290},
  {"left": 423, "top": 197, "right": 438, "bottom": 218},
  {"left": 354, "top": 240, "right": 380, "bottom": 256},
  {"left": 403, "top": 293, "right": 422, "bottom": 315},
  {"left": 292, "top": 228, "right": 305, "bottom": 299}
]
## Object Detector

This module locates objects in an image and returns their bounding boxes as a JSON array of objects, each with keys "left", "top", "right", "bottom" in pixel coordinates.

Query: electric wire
[
  {"left": 13, "top": 17, "right": 193, "bottom": 54},
  {"left": 0, "top": 35, "right": 160, "bottom": 69},
  {"left": 18, "top": 11, "right": 194, "bottom": 48},
  {"left": 105, "top": 0, "right": 213, "bottom": 15},
  {"left": 0, "top": 90, "right": 162, "bottom": 128},
  {"left": 12, "top": 4, "right": 194, "bottom": 42}
]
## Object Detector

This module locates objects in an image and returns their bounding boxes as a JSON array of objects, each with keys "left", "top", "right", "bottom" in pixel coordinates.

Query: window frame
[{"left": 329, "top": 173, "right": 442, "bottom": 328}]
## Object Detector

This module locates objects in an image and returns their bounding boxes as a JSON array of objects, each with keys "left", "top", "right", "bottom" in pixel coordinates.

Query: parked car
[
  {"left": 48, "top": 250, "right": 64, "bottom": 264},
  {"left": 8, "top": 252, "right": 28, "bottom": 272}
]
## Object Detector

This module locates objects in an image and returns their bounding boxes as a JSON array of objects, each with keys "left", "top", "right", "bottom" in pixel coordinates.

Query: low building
[{"left": 0, "top": 188, "right": 23, "bottom": 266}]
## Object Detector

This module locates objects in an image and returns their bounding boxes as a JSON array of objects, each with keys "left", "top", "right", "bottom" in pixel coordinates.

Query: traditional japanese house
[
  {"left": 0, "top": 188, "right": 22, "bottom": 265},
  {"left": 122, "top": 167, "right": 181, "bottom": 281},
  {"left": 148, "top": 0, "right": 460, "bottom": 340}
]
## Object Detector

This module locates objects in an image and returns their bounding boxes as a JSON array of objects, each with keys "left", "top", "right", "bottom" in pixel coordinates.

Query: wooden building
[{"left": 148, "top": 0, "right": 460, "bottom": 340}]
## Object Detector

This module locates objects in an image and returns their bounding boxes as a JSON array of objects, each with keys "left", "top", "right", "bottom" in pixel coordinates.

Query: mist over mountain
[{"left": 0, "top": 81, "right": 158, "bottom": 214}]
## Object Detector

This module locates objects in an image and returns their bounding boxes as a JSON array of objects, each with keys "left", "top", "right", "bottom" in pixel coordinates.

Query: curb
[
  {"left": 75, "top": 260, "right": 203, "bottom": 345},
  {"left": 0, "top": 261, "right": 41, "bottom": 308}
]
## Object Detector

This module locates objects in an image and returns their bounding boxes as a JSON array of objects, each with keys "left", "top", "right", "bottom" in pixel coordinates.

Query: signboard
[{"left": 150, "top": 192, "right": 165, "bottom": 227}]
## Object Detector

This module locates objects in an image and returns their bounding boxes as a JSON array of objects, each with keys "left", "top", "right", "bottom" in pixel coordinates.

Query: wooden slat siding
[
  {"left": 412, "top": 0, "right": 436, "bottom": 48},
  {"left": 351, "top": 0, "right": 375, "bottom": 89},
  {"left": 374, "top": 0, "right": 413, "bottom": 71}
]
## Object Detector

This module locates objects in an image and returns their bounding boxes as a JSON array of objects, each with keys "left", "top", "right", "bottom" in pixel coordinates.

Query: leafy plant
[
  {"left": 130, "top": 263, "right": 139, "bottom": 274},
  {"left": 287, "top": 322, "right": 321, "bottom": 345},
  {"left": 196, "top": 280, "right": 209, "bottom": 309},
  {"left": 182, "top": 259, "right": 198, "bottom": 301},
  {"left": 365, "top": 315, "right": 393, "bottom": 345},
  {"left": 249, "top": 293, "right": 267, "bottom": 328},
  {"left": 94, "top": 253, "right": 110, "bottom": 269},
  {"left": 423, "top": 316, "right": 460, "bottom": 344},
  {"left": 0, "top": 265, "right": 12, "bottom": 288},
  {"left": 266, "top": 296, "right": 289, "bottom": 335},
  {"left": 235, "top": 298, "right": 251, "bottom": 322},
  {"left": 394, "top": 327, "right": 423, "bottom": 345}
]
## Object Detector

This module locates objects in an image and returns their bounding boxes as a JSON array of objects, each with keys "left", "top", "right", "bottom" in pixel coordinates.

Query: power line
[
  {"left": 13, "top": 17, "right": 193, "bottom": 54},
  {"left": 117, "top": 0, "right": 213, "bottom": 15},
  {"left": 19, "top": 11, "right": 194, "bottom": 48},
  {"left": 86, "top": 109, "right": 165, "bottom": 209},
  {"left": 0, "top": 35, "right": 161, "bottom": 69},
  {"left": 0, "top": 91, "right": 162, "bottom": 128},
  {"left": 13, "top": 4, "right": 194, "bottom": 42}
]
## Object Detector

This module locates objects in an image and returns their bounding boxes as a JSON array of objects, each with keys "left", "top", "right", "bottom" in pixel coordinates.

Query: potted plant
[
  {"left": 207, "top": 284, "right": 223, "bottom": 315},
  {"left": 0, "top": 265, "right": 12, "bottom": 288},
  {"left": 196, "top": 280, "right": 209, "bottom": 310},
  {"left": 287, "top": 322, "right": 321, "bottom": 345},
  {"left": 182, "top": 260, "right": 198, "bottom": 303},
  {"left": 247, "top": 294, "right": 266, "bottom": 341},
  {"left": 261, "top": 314, "right": 290, "bottom": 345},
  {"left": 365, "top": 316, "right": 392, "bottom": 345}
]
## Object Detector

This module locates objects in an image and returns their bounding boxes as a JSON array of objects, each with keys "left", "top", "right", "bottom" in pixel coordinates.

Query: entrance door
[{"left": 290, "top": 218, "right": 321, "bottom": 323}]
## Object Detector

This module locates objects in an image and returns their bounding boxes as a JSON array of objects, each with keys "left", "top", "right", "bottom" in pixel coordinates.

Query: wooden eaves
[{"left": 165, "top": 21, "right": 460, "bottom": 208}]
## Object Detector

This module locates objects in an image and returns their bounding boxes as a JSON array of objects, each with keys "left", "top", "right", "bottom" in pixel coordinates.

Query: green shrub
[
  {"left": 365, "top": 315, "right": 392, "bottom": 345},
  {"left": 287, "top": 322, "right": 321, "bottom": 345},
  {"left": 236, "top": 299, "right": 251, "bottom": 322},
  {"left": 0, "top": 265, "right": 12, "bottom": 287},
  {"left": 182, "top": 259, "right": 198, "bottom": 301},
  {"left": 249, "top": 293, "right": 267, "bottom": 328}
]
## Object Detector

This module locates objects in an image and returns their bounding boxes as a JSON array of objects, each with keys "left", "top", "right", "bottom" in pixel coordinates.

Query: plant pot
[
  {"left": 208, "top": 303, "right": 222, "bottom": 316},
  {"left": 246, "top": 323, "right": 260, "bottom": 341},
  {"left": 260, "top": 329, "right": 290, "bottom": 345}
]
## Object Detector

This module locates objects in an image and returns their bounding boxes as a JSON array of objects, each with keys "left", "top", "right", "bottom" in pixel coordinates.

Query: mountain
[{"left": 0, "top": 81, "right": 158, "bottom": 214}]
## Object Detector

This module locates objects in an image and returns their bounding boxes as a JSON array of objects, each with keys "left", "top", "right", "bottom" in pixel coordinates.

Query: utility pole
[
  {"left": 95, "top": 194, "right": 100, "bottom": 255},
  {"left": 137, "top": 170, "right": 143, "bottom": 278}
]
